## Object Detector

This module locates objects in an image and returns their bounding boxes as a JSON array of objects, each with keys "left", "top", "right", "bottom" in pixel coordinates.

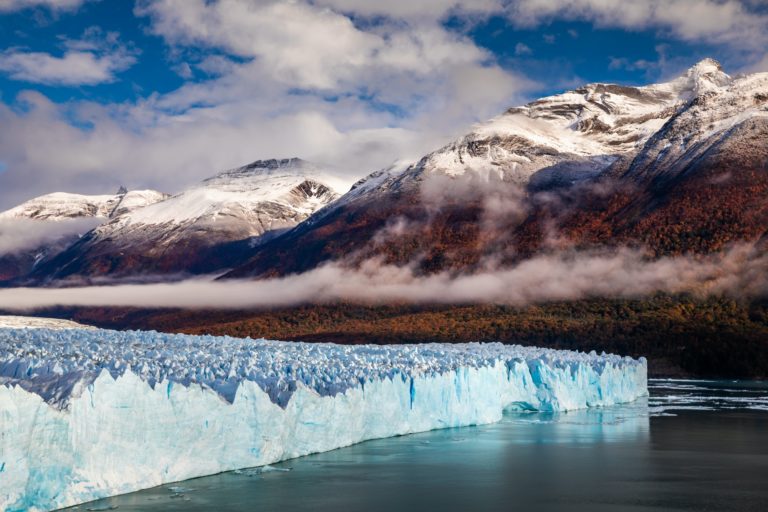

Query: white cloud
[
  {"left": 0, "top": 90, "right": 430, "bottom": 206},
  {"left": 135, "top": 0, "right": 380, "bottom": 89},
  {"left": 508, "top": 0, "right": 768, "bottom": 47},
  {"left": 0, "top": 0, "right": 83, "bottom": 12},
  {"left": 134, "top": 0, "right": 506, "bottom": 91},
  {"left": 0, "top": 245, "right": 765, "bottom": 310},
  {"left": 514, "top": 42, "right": 532, "bottom": 56},
  {"left": 0, "top": 217, "right": 101, "bottom": 254},
  {"left": 0, "top": 28, "right": 137, "bottom": 86},
  {"left": 0, "top": 49, "right": 134, "bottom": 85},
  {"left": 742, "top": 53, "right": 768, "bottom": 73},
  {"left": 314, "top": 0, "right": 503, "bottom": 21},
  {"left": 172, "top": 61, "right": 192, "bottom": 79},
  {"left": 0, "top": 1, "right": 533, "bottom": 208}
]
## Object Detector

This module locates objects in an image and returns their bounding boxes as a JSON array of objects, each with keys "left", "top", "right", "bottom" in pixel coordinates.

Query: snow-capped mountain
[
  {"left": 625, "top": 60, "right": 766, "bottom": 182},
  {"left": 225, "top": 59, "right": 768, "bottom": 278},
  {"left": 369, "top": 59, "right": 723, "bottom": 188},
  {"left": 26, "top": 158, "right": 343, "bottom": 282},
  {"left": 119, "top": 158, "right": 341, "bottom": 232},
  {"left": 0, "top": 189, "right": 168, "bottom": 222},
  {"left": 10, "top": 59, "right": 767, "bottom": 285},
  {"left": 0, "top": 188, "right": 167, "bottom": 282},
  {"left": 301, "top": 59, "right": 733, "bottom": 222}
]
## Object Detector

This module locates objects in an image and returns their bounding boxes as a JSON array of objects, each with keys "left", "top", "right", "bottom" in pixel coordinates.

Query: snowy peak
[
  {"left": 625, "top": 66, "right": 768, "bottom": 181},
  {"left": 396, "top": 74, "right": 685, "bottom": 186},
  {"left": 121, "top": 158, "right": 342, "bottom": 227},
  {"left": 109, "top": 190, "right": 171, "bottom": 217},
  {"left": 0, "top": 189, "right": 167, "bottom": 222},
  {"left": 683, "top": 58, "right": 732, "bottom": 95},
  {"left": 208, "top": 157, "right": 310, "bottom": 181},
  {"left": 20, "top": 158, "right": 348, "bottom": 282},
  {"left": 362, "top": 58, "right": 748, "bottom": 190},
  {"left": 0, "top": 192, "right": 120, "bottom": 221}
]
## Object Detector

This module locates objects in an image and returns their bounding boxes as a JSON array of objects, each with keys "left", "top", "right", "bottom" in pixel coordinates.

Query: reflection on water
[
  {"left": 502, "top": 399, "right": 651, "bottom": 444},
  {"left": 69, "top": 380, "right": 768, "bottom": 512}
]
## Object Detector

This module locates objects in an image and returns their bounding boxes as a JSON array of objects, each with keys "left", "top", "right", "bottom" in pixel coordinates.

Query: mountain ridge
[
  {"left": 223, "top": 59, "right": 768, "bottom": 279},
  {"left": 20, "top": 158, "right": 343, "bottom": 283},
  {"left": 3, "top": 59, "right": 767, "bottom": 286}
]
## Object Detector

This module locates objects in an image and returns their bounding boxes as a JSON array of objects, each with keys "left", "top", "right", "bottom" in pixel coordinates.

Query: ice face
[{"left": 0, "top": 327, "right": 647, "bottom": 512}]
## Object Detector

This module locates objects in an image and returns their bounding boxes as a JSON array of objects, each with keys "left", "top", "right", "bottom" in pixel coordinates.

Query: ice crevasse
[{"left": 0, "top": 327, "right": 648, "bottom": 511}]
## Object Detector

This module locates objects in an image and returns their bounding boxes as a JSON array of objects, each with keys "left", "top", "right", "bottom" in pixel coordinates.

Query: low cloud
[
  {"left": 0, "top": 218, "right": 101, "bottom": 254},
  {"left": 0, "top": 244, "right": 765, "bottom": 311}
]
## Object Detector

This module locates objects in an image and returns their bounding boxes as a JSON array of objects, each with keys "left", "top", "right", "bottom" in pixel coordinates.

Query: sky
[{"left": 0, "top": 0, "right": 767, "bottom": 210}]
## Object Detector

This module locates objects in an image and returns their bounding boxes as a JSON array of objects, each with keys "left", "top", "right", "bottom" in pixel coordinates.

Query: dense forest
[{"left": 19, "top": 294, "right": 768, "bottom": 379}]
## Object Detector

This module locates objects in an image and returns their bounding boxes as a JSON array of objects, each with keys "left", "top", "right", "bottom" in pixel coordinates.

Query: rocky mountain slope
[
  {"left": 24, "top": 158, "right": 342, "bottom": 283},
  {"left": 224, "top": 59, "right": 768, "bottom": 278}
]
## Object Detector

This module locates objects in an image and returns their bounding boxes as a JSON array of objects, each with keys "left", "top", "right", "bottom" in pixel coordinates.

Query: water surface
[{"left": 73, "top": 380, "right": 768, "bottom": 512}]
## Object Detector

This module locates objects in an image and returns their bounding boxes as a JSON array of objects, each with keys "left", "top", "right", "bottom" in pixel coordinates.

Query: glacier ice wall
[{"left": 0, "top": 328, "right": 647, "bottom": 512}]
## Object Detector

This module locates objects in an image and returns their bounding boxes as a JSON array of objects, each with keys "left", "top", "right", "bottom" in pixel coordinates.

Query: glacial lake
[{"left": 72, "top": 380, "right": 768, "bottom": 512}]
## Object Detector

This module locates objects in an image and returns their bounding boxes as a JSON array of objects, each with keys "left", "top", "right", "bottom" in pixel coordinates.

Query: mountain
[
  {"left": 224, "top": 59, "right": 768, "bottom": 278},
  {"left": 0, "top": 189, "right": 168, "bottom": 222},
  {"left": 517, "top": 60, "right": 768, "bottom": 258},
  {"left": 25, "top": 158, "right": 342, "bottom": 283},
  {"left": 10, "top": 59, "right": 767, "bottom": 286},
  {"left": 0, "top": 189, "right": 168, "bottom": 282}
]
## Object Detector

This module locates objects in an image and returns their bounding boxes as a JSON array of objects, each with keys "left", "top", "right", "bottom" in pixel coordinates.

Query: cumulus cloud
[
  {"left": 0, "top": 217, "right": 101, "bottom": 254},
  {"left": 134, "top": 0, "right": 515, "bottom": 91},
  {"left": 0, "top": 1, "right": 533, "bottom": 208},
  {"left": 0, "top": 245, "right": 765, "bottom": 310},
  {"left": 1, "top": 0, "right": 764, "bottom": 212},
  {"left": 135, "top": 0, "right": 380, "bottom": 90},
  {"left": 0, "top": 0, "right": 84, "bottom": 12}
]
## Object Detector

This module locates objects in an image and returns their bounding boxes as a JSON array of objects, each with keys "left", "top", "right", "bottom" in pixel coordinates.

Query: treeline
[{"left": 27, "top": 295, "right": 768, "bottom": 379}]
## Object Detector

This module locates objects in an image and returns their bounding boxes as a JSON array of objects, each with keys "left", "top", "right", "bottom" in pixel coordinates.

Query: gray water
[{"left": 75, "top": 380, "right": 768, "bottom": 512}]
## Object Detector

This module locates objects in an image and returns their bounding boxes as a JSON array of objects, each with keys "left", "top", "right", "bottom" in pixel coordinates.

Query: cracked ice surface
[{"left": 0, "top": 327, "right": 647, "bottom": 511}]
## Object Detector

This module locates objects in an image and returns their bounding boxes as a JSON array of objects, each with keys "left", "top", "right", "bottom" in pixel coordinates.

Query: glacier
[{"left": 0, "top": 327, "right": 647, "bottom": 512}]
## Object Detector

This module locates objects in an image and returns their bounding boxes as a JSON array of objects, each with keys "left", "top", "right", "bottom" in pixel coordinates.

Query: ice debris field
[{"left": 0, "top": 326, "right": 647, "bottom": 512}]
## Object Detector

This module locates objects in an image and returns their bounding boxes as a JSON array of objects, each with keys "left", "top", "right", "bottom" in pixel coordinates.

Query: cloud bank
[
  {"left": 0, "top": 217, "right": 100, "bottom": 254},
  {"left": 0, "top": 245, "right": 765, "bottom": 311}
]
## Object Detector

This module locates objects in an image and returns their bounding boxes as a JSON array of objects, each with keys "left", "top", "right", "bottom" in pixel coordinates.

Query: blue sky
[{"left": 0, "top": 0, "right": 766, "bottom": 208}]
